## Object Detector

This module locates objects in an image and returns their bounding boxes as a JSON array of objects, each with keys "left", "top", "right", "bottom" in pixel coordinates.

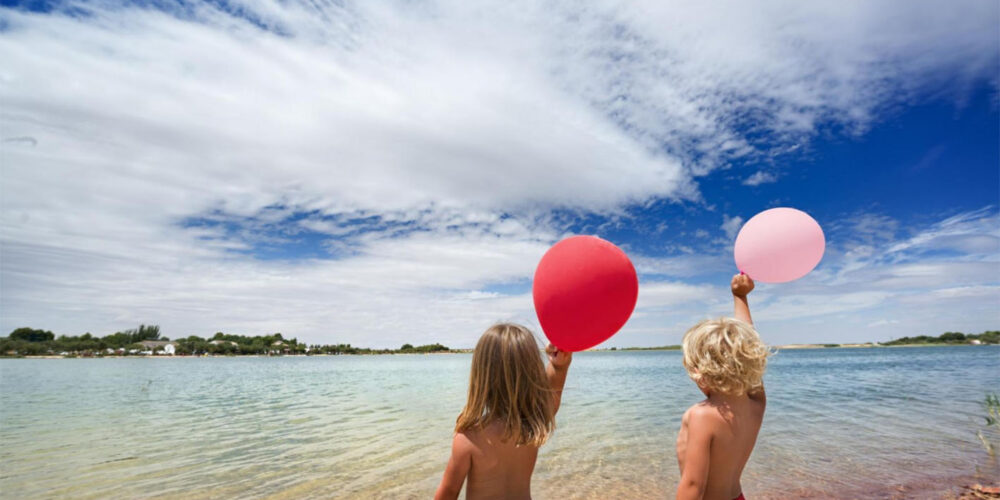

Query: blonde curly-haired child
[{"left": 676, "top": 273, "right": 770, "bottom": 500}]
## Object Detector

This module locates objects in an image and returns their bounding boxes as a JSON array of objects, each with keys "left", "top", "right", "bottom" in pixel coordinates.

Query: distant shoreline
[
  {"left": 6, "top": 342, "right": 996, "bottom": 359},
  {"left": 5, "top": 328, "right": 995, "bottom": 358},
  {"left": 602, "top": 342, "right": 996, "bottom": 351},
  {"left": 774, "top": 342, "right": 998, "bottom": 349},
  {"left": 5, "top": 351, "right": 475, "bottom": 359}
]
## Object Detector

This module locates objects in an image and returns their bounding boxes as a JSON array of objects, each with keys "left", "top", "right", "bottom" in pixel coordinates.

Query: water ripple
[{"left": 1, "top": 347, "right": 998, "bottom": 499}]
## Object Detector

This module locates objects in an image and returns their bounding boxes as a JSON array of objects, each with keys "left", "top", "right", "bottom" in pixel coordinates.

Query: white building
[{"left": 138, "top": 340, "right": 179, "bottom": 355}]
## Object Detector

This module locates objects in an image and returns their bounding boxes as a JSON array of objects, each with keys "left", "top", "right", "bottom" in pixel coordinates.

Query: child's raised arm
[
  {"left": 545, "top": 344, "right": 572, "bottom": 415},
  {"left": 434, "top": 433, "right": 473, "bottom": 500},
  {"left": 732, "top": 273, "right": 766, "bottom": 405},
  {"left": 731, "top": 273, "right": 754, "bottom": 326}
]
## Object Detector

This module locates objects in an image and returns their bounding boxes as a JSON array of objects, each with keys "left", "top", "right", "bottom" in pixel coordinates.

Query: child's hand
[
  {"left": 546, "top": 343, "right": 572, "bottom": 370},
  {"left": 731, "top": 273, "right": 754, "bottom": 297}
]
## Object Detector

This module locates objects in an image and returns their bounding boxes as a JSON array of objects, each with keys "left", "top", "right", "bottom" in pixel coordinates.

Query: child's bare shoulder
[
  {"left": 453, "top": 430, "right": 479, "bottom": 453},
  {"left": 457, "top": 424, "right": 501, "bottom": 450},
  {"left": 683, "top": 402, "right": 726, "bottom": 428}
]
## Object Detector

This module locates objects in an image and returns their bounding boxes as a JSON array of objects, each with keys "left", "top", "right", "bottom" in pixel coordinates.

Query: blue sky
[{"left": 1, "top": 0, "right": 997, "bottom": 348}]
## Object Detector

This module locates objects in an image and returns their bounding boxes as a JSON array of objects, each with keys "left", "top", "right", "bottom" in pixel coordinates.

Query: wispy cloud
[
  {"left": 742, "top": 171, "right": 779, "bottom": 186},
  {"left": 0, "top": 1, "right": 997, "bottom": 346},
  {"left": 866, "top": 319, "right": 900, "bottom": 328},
  {"left": 748, "top": 207, "right": 1000, "bottom": 343},
  {"left": 721, "top": 215, "right": 744, "bottom": 240}
]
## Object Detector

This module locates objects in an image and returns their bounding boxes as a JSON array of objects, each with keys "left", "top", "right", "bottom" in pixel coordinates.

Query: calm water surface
[{"left": 1, "top": 346, "right": 998, "bottom": 499}]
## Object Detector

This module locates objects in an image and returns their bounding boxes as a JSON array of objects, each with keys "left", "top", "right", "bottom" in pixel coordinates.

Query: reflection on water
[{"left": 1, "top": 346, "right": 997, "bottom": 499}]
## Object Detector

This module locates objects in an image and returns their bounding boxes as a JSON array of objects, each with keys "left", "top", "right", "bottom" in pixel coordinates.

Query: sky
[{"left": 1, "top": 0, "right": 998, "bottom": 348}]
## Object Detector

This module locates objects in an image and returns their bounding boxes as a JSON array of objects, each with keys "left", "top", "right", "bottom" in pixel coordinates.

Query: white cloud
[
  {"left": 754, "top": 291, "right": 893, "bottom": 321},
  {"left": 885, "top": 207, "right": 1000, "bottom": 256},
  {"left": 866, "top": 319, "right": 899, "bottom": 328},
  {"left": 0, "top": 1, "right": 997, "bottom": 347},
  {"left": 742, "top": 171, "right": 778, "bottom": 186},
  {"left": 632, "top": 253, "right": 731, "bottom": 278},
  {"left": 626, "top": 209, "right": 999, "bottom": 346},
  {"left": 840, "top": 213, "right": 901, "bottom": 246},
  {"left": 0, "top": 222, "right": 552, "bottom": 348},
  {"left": 635, "top": 281, "right": 718, "bottom": 310},
  {"left": 721, "top": 215, "right": 744, "bottom": 240},
  {"left": 745, "top": 208, "right": 1000, "bottom": 344}
]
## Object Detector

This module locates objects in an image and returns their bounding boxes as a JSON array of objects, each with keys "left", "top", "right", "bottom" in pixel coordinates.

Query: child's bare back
[
  {"left": 435, "top": 324, "right": 571, "bottom": 500},
  {"left": 454, "top": 421, "right": 539, "bottom": 500},
  {"left": 676, "top": 391, "right": 765, "bottom": 500}
]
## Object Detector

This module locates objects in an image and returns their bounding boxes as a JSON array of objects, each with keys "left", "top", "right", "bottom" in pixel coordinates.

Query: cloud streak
[{"left": 0, "top": 0, "right": 997, "bottom": 346}]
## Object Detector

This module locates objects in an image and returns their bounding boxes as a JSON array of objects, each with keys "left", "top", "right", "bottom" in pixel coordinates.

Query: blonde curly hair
[{"left": 682, "top": 317, "right": 770, "bottom": 396}]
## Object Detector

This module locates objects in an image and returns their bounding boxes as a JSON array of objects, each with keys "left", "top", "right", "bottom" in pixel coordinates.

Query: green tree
[
  {"left": 116, "top": 324, "right": 161, "bottom": 343},
  {"left": 9, "top": 327, "right": 55, "bottom": 342},
  {"left": 939, "top": 331, "right": 965, "bottom": 342},
  {"left": 978, "top": 331, "right": 999, "bottom": 344}
]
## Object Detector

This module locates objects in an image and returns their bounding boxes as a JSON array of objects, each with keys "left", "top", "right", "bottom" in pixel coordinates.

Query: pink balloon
[{"left": 734, "top": 208, "right": 825, "bottom": 283}]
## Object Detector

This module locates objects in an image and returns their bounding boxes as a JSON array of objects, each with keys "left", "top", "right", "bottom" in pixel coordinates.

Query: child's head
[
  {"left": 682, "top": 317, "right": 769, "bottom": 396},
  {"left": 455, "top": 323, "right": 554, "bottom": 447}
]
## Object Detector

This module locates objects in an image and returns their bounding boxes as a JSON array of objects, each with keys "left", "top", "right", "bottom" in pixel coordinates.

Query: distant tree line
[
  {"left": 3, "top": 325, "right": 165, "bottom": 355},
  {"left": 175, "top": 332, "right": 304, "bottom": 356},
  {"left": 619, "top": 345, "right": 682, "bottom": 351},
  {"left": 303, "top": 342, "right": 451, "bottom": 355},
  {"left": 398, "top": 343, "right": 450, "bottom": 353},
  {"left": 882, "top": 330, "right": 999, "bottom": 346},
  {"left": 1, "top": 326, "right": 452, "bottom": 357}
]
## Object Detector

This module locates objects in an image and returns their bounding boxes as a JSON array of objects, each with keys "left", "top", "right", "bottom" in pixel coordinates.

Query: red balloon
[{"left": 532, "top": 236, "right": 639, "bottom": 352}]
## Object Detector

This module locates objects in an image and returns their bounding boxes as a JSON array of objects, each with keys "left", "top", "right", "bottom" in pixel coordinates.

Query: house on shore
[
  {"left": 270, "top": 340, "right": 290, "bottom": 355},
  {"left": 138, "top": 340, "right": 178, "bottom": 355}
]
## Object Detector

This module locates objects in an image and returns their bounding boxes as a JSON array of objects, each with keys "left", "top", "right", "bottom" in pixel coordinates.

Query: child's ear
[
  {"left": 697, "top": 382, "right": 711, "bottom": 397},
  {"left": 692, "top": 374, "right": 711, "bottom": 395}
]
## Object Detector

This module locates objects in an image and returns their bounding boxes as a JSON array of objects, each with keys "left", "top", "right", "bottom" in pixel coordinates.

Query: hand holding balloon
[
  {"left": 731, "top": 272, "right": 755, "bottom": 298},
  {"left": 731, "top": 273, "right": 754, "bottom": 326},
  {"left": 545, "top": 343, "right": 572, "bottom": 414},
  {"left": 545, "top": 343, "right": 572, "bottom": 371}
]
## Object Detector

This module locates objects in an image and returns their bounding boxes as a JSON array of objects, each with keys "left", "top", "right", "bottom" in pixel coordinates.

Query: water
[{"left": 1, "top": 346, "right": 997, "bottom": 499}]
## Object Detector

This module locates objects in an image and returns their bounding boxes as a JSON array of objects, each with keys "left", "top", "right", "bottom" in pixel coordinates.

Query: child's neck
[{"left": 705, "top": 392, "right": 749, "bottom": 405}]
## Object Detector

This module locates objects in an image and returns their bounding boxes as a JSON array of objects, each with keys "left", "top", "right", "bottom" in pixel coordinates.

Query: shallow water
[{"left": 1, "top": 346, "right": 998, "bottom": 499}]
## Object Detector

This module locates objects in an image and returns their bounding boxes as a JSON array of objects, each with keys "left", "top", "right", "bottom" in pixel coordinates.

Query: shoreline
[
  {"left": 773, "top": 342, "right": 997, "bottom": 349},
  {"left": 4, "top": 351, "right": 476, "bottom": 359},
  {"left": 4, "top": 342, "right": 994, "bottom": 359},
  {"left": 599, "top": 342, "right": 995, "bottom": 352}
]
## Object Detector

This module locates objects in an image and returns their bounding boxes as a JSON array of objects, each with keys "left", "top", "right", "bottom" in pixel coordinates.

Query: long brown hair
[{"left": 455, "top": 323, "right": 554, "bottom": 447}]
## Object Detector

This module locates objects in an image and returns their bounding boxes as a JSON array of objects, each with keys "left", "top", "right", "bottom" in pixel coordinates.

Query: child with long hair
[{"left": 434, "top": 323, "right": 572, "bottom": 500}]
